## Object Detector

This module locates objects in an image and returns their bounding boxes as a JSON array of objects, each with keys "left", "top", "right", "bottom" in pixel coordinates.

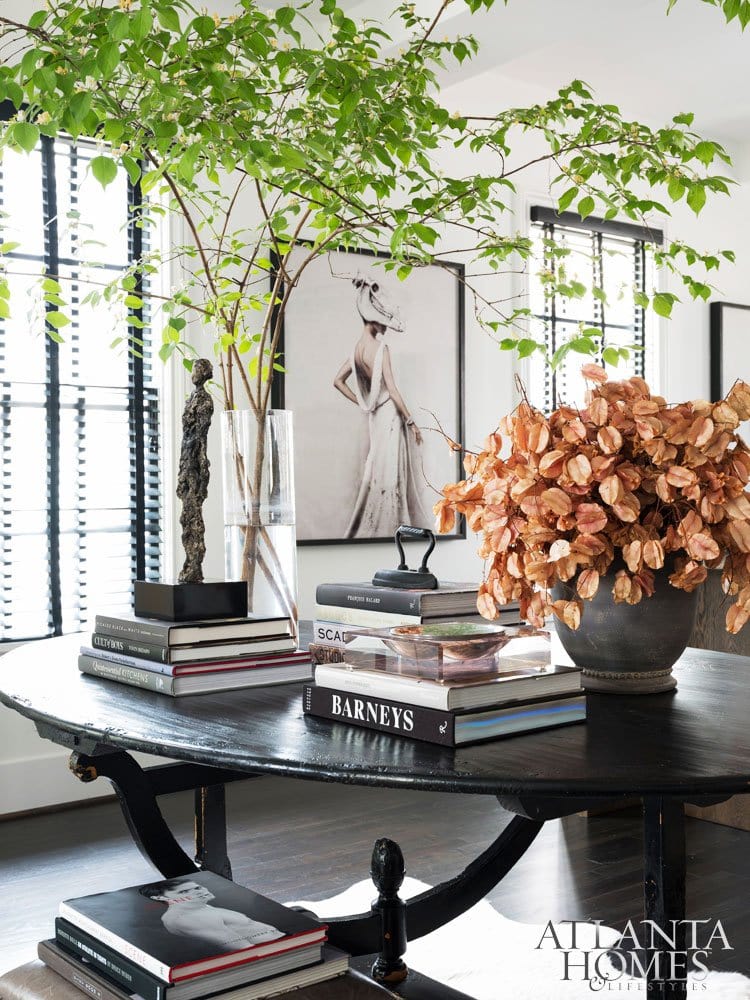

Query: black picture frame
[
  {"left": 271, "top": 244, "right": 466, "bottom": 546},
  {"left": 710, "top": 300, "right": 750, "bottom": 402}
]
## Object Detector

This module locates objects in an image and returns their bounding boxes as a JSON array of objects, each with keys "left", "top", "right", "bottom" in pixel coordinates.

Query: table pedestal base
[
  {"left": 65, "top": 745, "right": 541, "bottom": 993},
  {"left": 57, "top": 739, "right": 723, "bottom": 1000}
]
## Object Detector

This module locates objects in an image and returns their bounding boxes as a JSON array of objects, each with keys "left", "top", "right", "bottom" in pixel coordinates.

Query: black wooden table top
[{"left": 2, "top": 634, "right": 750, "bottom": 799}]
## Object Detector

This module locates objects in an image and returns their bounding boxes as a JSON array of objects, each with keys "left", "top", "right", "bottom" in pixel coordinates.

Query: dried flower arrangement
[{"left": 434, "top": 365, "right": 750, "bottom": 634}]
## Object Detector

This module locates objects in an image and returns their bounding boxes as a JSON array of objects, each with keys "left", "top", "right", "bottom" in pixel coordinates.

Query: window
[
  {"left": 0, "top": 119, "right": 160, "bottom": 642},
  {"left": 527, "top": 206, "right": 661, "bottom": 412}
]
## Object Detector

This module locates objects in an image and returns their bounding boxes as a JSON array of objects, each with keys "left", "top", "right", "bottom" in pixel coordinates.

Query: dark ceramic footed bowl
[{"left": 552, "top": 556, "right": 698, "bottom": 694}]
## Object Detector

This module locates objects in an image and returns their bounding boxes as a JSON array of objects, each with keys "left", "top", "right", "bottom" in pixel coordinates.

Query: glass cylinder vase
[{"left": 221, "top": 409, "right": 298, "bottom": 633}]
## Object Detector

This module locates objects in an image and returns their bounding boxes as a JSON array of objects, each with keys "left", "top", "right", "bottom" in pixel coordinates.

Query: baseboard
[
  {"left": 0, "top": 748, "right": 169, "bottom": 817},
  {"left": 686, "top": 796, "right": 750, "bottom": 832}
]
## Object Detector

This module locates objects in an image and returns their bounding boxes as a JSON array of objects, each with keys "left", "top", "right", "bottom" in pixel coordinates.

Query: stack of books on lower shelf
[
  {"left": 38, "top": 872, "right": 348, "bottom": 1000},
  {"left": 311, "top": 580, "right": 522, "bottom": 663},
  {"left": 79, "top": 613, "right": 311, "bottom": 697},
  {"left": 303, "top": 628, "right": 586, "bottom": 747}
]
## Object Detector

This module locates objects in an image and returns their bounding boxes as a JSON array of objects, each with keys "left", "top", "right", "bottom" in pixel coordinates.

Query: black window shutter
[
  {"left": 529, "top": 207, "right": 660, "bottom": 414},
  {"left": 0, "top": 123, "right": 161, "bottom": 642}
]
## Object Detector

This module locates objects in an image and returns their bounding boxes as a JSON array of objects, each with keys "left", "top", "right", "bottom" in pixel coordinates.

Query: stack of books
[
  {"left": 79, "top": 613, "right": 312, "bottom": 697},
  {"left": 39, "top": 872, "right": 348, "bottom": 1000},
  {"left": 312, "top": 580, "right": 522, "bottom": 659},
  {"left": 304, "top": 631, "right": 586, "bottom": 747}
]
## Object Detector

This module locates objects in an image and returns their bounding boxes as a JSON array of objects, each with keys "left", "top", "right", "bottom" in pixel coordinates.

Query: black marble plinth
[{"left": 134, "top": 580, "right": 247, "bottom": 622}]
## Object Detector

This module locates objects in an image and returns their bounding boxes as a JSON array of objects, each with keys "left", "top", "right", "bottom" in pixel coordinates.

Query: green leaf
[
  {"left": 340, "top": 91, "right": 359, "bottom": 119},
  {"left": 108, "top": 10, "right": 130, "bottom": 40},
  {"left": 694, "top": 141, "right": 715, "bottom": 165},
  {"left": 570, "top": 337, "right": 597, "bottom": 355},
  {"left": 103, "top": 119, "right": 125, "bottom": 143},
  {"left": 69, "top": 91, "right": 92, "bottom": 123},
  {"left": 275, "top": 6, "right": 295, "bottom": 27},
  {"left": 124, "top": 294, "right": 143, "bottom": 309},
  {"left": 12, "top": 121, "right": 39, "bottom": 153},
  {"left": 131, "top": 7, "right": 153, "bottom": 42},
  {"left": 557, "top": 187, "right": 578, "bottom": 212},
  {"left": 121, "top": 155, "right": 141, "bottom": 186},
  {"left": 412, "top": 222, "right": 438, "bottom": 247},
  {"left": 516, "top": 338, "right": 538, "bottom": 359},
  {"left": 652, "top": 292, "right": 676, "bottom": 318},
  {"left": 687, "top": 184, "right": 707, "bottom": 215},
  {"left": 0, "top": 299, "right": 10, "bottom": 321},
  {"left": 0, "top": 242, "right": 20, "bottom": 254},
  {"left": 157, "top": 8, "right": 181, "bottom": 32},
  {"left": 602, "top": 346, "right": 620, "bottom": 366},
  {"left": 45, "top": 310, "right": 70, "bottom": 329},
  {"left": 578, "top": 195, "right": 595, "bottom": 219},
  {"left": 551, "top": 342, "right": 572, "bottom": 368},
  {"left": 28, "top": 10, "right": 47, "bottom": 29},
  {"left": 192, "top": 15, "right": 215, "bottom": 40},
  {"left": 96, "top": 41, "right": 120, "bottom": 76},
  {"left": 3, "top": 81, "right": 23, "bottom": 110},
  {"left": 90, "top": 156, "right": 118, "bottom": 188},
  {"left": 667, "top": 176, "right": 685, "bottom": 202}
]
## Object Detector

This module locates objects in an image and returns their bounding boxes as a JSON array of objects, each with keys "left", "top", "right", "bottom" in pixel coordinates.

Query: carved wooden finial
[{"left": 371, "top": 837, "right": 405, "bottom": 899}]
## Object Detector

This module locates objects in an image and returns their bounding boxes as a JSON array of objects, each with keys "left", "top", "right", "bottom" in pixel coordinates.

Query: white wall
[{"left": 3, "top": 8, "right": 750, "bottom": 815}]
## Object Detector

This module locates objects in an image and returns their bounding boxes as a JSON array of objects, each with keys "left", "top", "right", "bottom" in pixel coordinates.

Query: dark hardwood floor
[{"left": 1, "top": 777, "right": 748, "bottom": 978}]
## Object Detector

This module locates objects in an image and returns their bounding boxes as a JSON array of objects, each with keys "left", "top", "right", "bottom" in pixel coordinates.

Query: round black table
[{"left": 2, "top": 635, "right": 749, "bottom": 998}]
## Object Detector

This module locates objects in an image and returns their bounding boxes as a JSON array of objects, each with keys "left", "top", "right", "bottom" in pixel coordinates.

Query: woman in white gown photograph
[
  {"left": 333, "top": 276, "right": 427, "bottom": 539},
  {"left": 277, "top": 245, "right": 463, "bottom": 543}
]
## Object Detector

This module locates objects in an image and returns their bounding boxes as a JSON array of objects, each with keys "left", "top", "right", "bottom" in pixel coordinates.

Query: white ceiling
[{"left": 347, "top": 0, "right": 750, "bottom": 163}]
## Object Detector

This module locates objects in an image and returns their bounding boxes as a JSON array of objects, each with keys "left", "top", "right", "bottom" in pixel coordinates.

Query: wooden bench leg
[
  {"left": 370, "top": 838, "right": 408, "bottom": 985},
  {"left": 195, "top": 783, "right": 233, "bottom": 879}
]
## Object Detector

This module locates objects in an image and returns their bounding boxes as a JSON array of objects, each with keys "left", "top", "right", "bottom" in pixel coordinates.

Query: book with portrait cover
[{"left": 58, "top": 872, "right": 326, "bottom": 984}]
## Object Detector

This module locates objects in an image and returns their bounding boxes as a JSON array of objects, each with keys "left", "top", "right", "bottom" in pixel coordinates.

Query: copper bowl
[{"left": 384, "top": 621, "right": 514, "bottom": 661}]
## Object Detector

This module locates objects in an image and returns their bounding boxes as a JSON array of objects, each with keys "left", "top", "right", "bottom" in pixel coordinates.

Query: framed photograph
[
  {"left": 710, "top": 301, "right": 750, "bottom": 440},
  {"left": 273, "top": 246, "right": 465, "bottom": 545}
]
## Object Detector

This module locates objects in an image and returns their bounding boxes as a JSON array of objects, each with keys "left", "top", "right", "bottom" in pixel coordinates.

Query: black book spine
[
  {"left": 92, "top": 633, "right": 170, "bottom": 663},
  {"left": 315, "top": 584, "right": 421, "bottom": 615},
  {"left": 55, "top": 918, "right": 166, "bottom": 1000},
  {"left": 39, "top": 940, "right": 131, "bottom": 1000},
  {"left": 95, "top": 615, "right": 170, "bottom": 644},
  {"left": 302, "top": 684, "right": 456, "bottom": 746}
]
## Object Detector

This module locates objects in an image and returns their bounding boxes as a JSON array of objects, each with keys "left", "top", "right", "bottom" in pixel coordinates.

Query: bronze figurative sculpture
[{"left": 177, "top": 358, "right": 213, "bottom": 584}]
